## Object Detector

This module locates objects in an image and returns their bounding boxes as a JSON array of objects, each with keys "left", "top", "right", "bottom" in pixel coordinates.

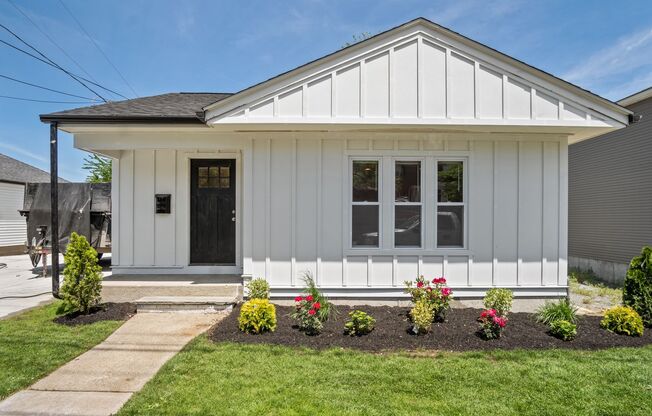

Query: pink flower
[
  {"left": 432, "top": 277, "right": 447, "bottom": 284},
  {"left": 493, "top": 316, "right": 507, "bottom": 328},
  {"left": 313, "top": 302, "right": 321, "bottom": 310},
  {"left": 294, "top": 296, "right": 303, "bottom": 302},
  {"left": 306, "top": 295, "right": 314, "bottom": 302},
  {"left": 308, "top": 309, "right": 316, "bottom": 316},
  {"left": 441, "top": 288, "right": 452, "bottom": 297},
  {"left": 416, "top": 281, "right": 424, "bottom": 288},
  {"left": 426, "top": 286, "right": 432, "bottom": 292},
  {"left": 488, "top": 309, "right": 497, "bottom": 317}
]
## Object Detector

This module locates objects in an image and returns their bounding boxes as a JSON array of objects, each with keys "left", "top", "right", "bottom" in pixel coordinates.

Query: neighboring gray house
[
  {"left": 569, "top": 86, "right": 652, "bottom": 283},
  {"left": 0, "top": 153, "right": 67, "bottom": 255}
]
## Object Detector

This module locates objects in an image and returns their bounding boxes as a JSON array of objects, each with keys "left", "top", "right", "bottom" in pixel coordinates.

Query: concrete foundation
[{"left": 569, "top": 256, "right": 628, "bottom": 285}]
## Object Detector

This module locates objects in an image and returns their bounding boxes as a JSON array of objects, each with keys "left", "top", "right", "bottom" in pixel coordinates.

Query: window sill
[{"left": 345, "top": 248, "right": 472, "bottom": 256}]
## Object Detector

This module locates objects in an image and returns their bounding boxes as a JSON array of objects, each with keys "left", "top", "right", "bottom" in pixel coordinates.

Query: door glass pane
[
  {"left": 395, "top": 205, "right": 421, "bottom": 247},
  {"left": 438, "top": 161, "right": 463, "bottom": 202},
  {"left": 198, "top": 177, "right": 209, "bottom": 188},
  {"left": 198, "top": 167, "right": 209, "bottom": 177},
  {"left": 395, "top": 161, "right": 421, "bottom": 202},
  {"left": 352, "top": 205, "right": 379, "bottom": 247},
  {"left": 220, "top": 166, "right": 230, "bottom": 177},
  {"left": 437, "top": 205, "right": 464, "bottom": 247},
  {"left": 352, "top": 161, "right": 378, "bottom": 202},
  {"left": 209, "top": 167, "right": 219, "bottom": 177},
  {"left": 219, "top": 178, "right": 230, "bottom": 188}
]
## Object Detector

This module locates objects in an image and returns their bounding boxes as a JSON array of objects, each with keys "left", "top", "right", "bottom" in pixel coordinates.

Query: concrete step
[
  {"left": 135, "top": 296, "right": 237, "bottom": 313},
  {"left": 101, "top": 274, "right": 243, "bottom": 303}
]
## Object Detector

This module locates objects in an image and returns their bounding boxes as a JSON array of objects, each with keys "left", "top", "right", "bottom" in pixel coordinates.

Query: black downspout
[{"left": 50, "top": 122, "right": 61, "bottom": 298}]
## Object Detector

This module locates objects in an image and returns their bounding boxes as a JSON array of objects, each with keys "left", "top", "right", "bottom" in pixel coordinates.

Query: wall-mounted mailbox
[{"left": 155, "top": 194, "right": 171, "bottom": 214}]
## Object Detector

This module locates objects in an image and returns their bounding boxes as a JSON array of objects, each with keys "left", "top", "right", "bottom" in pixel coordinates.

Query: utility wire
[
  {"left": 0, "top": 38, "right": 129, "bottom": 100},
  {"left": 7, "top": 0, "right": 99, "bottom": 84},
  {"left": 58, "top": 0, "right": 139, "bottom": 97},
  {"left": 0, "top": 95, "right": 96, "bottom": 104},
  {"left": 0, "top": 22, "right": 108, "bottom": 102},
  {"left": 0, "top": 73, "right": 99, "bottom": 101}
]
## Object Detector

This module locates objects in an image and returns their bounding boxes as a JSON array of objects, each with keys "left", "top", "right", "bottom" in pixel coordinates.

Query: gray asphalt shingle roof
[
  {"left": 40, "top": 92, "right": 232, "bottom": 123},
  {"left": 0, "top": 153, "right": 68, "bottom": 184}
]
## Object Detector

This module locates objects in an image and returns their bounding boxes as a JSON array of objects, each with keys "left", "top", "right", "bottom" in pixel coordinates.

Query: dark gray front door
[{"left": 190, "top": 159, "right": 235, "bottom": 264}]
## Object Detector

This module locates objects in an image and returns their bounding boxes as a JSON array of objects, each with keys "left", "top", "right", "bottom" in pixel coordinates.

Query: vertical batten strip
[
  {"left": 473, "top": 62, "right": 480, "bottom": 119},
  {"left": 501, "top": 74, "right": 508, "bottom": 119},
  {"left": 467, "top": 255, "right": 473, "bottom": 286},
  {"left": 417, "top": 37, "right": 423, "bottom": 118},
  {"left": 540, "top": 141, "right": 545, "bottom": 286},
  {"left": 516, "top": 140, "right": 521, "bottom": 286},
  {"left": 491, "top": 141, "right": 497, "bottom": 286},
  {"left": 558, "top": 139, "right": 569, "bottom": 287},
  {"left": 290, "top": 137, "right": 297, "bottom": 286},
  {"left": 445, "top": 49, "right": 451, "bottom": 119},
  {"left": 130, "top": 151, "right": 135, "bottom": 266},
  {"left": 392, "top": 255, "right": 398, "bottom": 287},
  {"left": 173, "top": 152, "right": 177, "bottom": 266},
  {"left": 388, "top": 48, "right": 394, "bottom": 118},
  {"left": 360, "top": 60, "right": 366, "bottom": 118},
  {"left": 330, "top": 73, "right": 336, "bottom": 118},
  {"left": 152, "top": 150, "right": 157, "bottom": 266},
  {"left": 367, "top": 256, "right": 372, "bottom": 287},
  {"left": 301, "top": 85, "right": 307, "bottom": 118},
  {"left": 531, "top": 87, "right": 537, "bottom": 120},
  {"left": 316, "top": 138, "right": 322, "bottom": 284},
  {"left": 265, "top": 138, "right": 271, "bottom": 280},
  {"left": 112, "top": 157, "right": 120, "bottom": 265},
  {"left": 342, "top": 151, "right": 348, "bottom": 287}
]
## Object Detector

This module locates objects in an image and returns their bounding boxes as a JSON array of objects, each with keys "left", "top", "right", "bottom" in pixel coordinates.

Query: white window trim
[
  {"left": 350, "top": 157, "right": 382, "bottom": 249},
  {"left": 392, "top": 157, "right": 424, "bottom": 249}
]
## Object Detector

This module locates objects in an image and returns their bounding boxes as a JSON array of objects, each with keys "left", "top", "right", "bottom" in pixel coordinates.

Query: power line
[
  {"left": 0, "top": 95, "right": 96, "bottom": 104},
  {"left": 58, "top": 0, "right": 138, "bottom": 97},
  {"left": 7, "top": 0, "right": 99, "bottom": 84},
  {"left": 0, "top": 22, "right": 108, "bottom": 102},
  {"left": 0, "top": 73, "right": 99, "bottom": 101},
  {"left": 0, "top": 38, "right": 130, "bottom": 100}
]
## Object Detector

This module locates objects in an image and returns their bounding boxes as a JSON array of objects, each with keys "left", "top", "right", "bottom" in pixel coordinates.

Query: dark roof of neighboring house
[
  {"left": 0, "top": 153, "right": 68, "bottom": 184},
  {"left": 40, "top": 92, "right": 232, "bottom": 123}
]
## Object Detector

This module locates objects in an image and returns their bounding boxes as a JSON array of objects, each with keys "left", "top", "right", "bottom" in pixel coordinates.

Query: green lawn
[
  {"left": 0, "top": 302, "right": 125, "bottom": 399},
  {"left": 119, "top": 337, "right": 652, "bottom": 416}
]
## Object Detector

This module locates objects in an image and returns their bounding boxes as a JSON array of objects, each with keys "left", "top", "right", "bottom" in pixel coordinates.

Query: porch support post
[{"left": 50, "top": 121, "right": 61, "bottom": 298}]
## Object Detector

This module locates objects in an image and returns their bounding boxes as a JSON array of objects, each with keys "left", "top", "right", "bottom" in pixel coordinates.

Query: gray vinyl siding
[{"left": 569, "top": 97, "right": 652, "bottom": 265}]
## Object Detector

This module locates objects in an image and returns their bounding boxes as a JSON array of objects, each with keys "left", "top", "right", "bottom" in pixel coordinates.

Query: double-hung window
[
  {"left": 394, "top": 161, "right": 422, "bottom": 247},
  {"left": 351, "top": 160, "right": 380, "bottom": 247},
  {"left": 437, "top": 161, "right": 465, "bottom": 248}
]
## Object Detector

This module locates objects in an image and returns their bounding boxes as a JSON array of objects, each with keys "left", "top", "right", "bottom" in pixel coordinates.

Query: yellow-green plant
[
  {"left": 549, "top": 319, "right": 577, "bottom": 341},
  {"left": 246, "top": 278, "right": 270, "bottom": 299},
  {"left": 483, "top": 288, "right": 513, "bottom": 316},
  {"left": 60, "top": 233, "right": 103, "bottom": 314},
  {"left": 410, "top": 299, "right": 434, "bottom": 335},
  {"left": 600, "top": 306, "right": 644, "bottom": 337},
  {"left": 238, "top": 299, "right": 277, "bottom": 334},
  {"left": 344, "top": 310, "right": 376, "bottom": 336}
]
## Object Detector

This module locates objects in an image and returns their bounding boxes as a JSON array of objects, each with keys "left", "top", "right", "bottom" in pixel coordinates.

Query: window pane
[
  {"left": 352, "top": 161, "right": 378, "bottom": 202},
  {"left": 209, "top": 167, "right": 219, "bottom": 177},
  {"left": 198, "top": 167, "right": 209, "bottom": 177},
  {"left": 395, "top": 161, "right": 421, "bottom": 202},
  {"left": 395, "top": 206, "right": 421, "bottom": 247},
  {"left": 438, "top": 161, "right": 463, "bottom": 202},
  {"left": 437, "top": 205, "right": 464, "bottom": 247},
  {"left": 352, "top": 205, "right": 379, "bottom": 247},
  {"left": 220, "top": 166, "right": 230, "bottom": 177}
]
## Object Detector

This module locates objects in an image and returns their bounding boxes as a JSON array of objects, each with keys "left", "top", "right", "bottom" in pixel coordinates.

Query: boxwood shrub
[{"left": 623, "top": 246, "right": 652, "bottom": 327}]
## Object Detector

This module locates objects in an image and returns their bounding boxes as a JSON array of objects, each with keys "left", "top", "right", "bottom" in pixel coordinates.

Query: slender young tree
[{"left": 82, "top": 153, "right": 111, "bottom": 183}]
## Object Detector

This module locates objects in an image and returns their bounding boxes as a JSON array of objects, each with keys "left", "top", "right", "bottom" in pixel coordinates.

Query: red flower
[
  {"left": 493, "top": 316, "right": 507, "bottom": 328},
  {"left": 306, "top": 295, "right": 314, "bottom": 302},
  {"left": 441, "top": 288, "right": 452, "bottom": 297},
  {"left": 426, "top": 286, "right": 432, "bottom": 292},
  {"left": 308, "top": 309, "right": 316, "bottom": 316},
  {"left": 480, "top": 310, "right": 489, "bottom": 319},
  {"left": 432, "top": 277, "right": 447, "bottom": 284},
  {"left": 294, "top": 296, "right": 303, "bottom": 302},
  {"left": 416, "top": 281, "right": 424, "bottom": 288},
  {"left": 313, "top": 302, "right": 321, "bottom": 310}
]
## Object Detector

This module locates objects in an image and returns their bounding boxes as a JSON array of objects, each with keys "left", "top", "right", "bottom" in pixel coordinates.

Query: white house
[{"left": 41, "top": 18, "right": 631, "bottom": 300}]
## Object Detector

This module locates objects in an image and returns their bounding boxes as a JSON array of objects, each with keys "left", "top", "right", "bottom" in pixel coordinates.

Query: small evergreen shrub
[
  {"left": 238, "top": 299, "right": 277, "bottom": 334},
  {"left": 549, "top": 319, "right": 577, "bottom": 341},
  {"left": 59, "top": 233, "right": 103, "bottom": 314},
  {"left": 623, "top": 246, "right": 652, "bottom": 327},
  {"left": 600, "top": 306, "right": 644, "bottom": 337},
  {"left": 344, "top": 310, "right": 376, "bottom": 336},
  {"left": 246, "top": 278, "right": 270, "bottom": 300},
  {"left": 404, "top": 275, "right": 453, "bottom": 322},
  {"left": 536, "top": 298, "right": 577, "bottom": 325},
  {"left": 483, "top": 288, "right": 513, "bottom": 316},
  {"left": 410, "top": 299, "right": 434, "bottom": 335},
  {"left": 478, "top": 309, "right": 507, "bottom": 340}
]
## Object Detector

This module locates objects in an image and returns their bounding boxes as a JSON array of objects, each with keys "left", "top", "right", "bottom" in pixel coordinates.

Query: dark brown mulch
[
  {"left": 209, "top": 304, "right": 652, "bottom": 352},
  {"left": 53, "top": 303, "right": 136, "bottom": 326}
]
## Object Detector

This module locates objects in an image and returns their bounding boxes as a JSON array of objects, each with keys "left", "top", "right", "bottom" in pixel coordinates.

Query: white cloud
[{"left": 0, "top": 141, "right": 48, "bottom": 164}]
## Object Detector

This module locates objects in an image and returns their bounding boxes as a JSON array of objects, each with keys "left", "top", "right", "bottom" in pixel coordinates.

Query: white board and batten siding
[{"left": 0, "top": 182, "right": 26, "bottom": 247}]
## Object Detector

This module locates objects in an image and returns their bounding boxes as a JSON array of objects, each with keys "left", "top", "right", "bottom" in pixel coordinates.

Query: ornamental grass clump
[
  {"left": 404, "top": 275, "right": 453, "bottom": 322},
  {"left": 535, "top": 298, "right": 578, "bottom": 326},
  {"left": 623, "top": 246, "right": 652, "bottom": 327},
  {"left": 246, "top": 278, "right": 270, "bottom": 300},
  {"left": 600, "top": 306, "right": 644, "bottom": 337},
  {"left": 344, "top": 310, "right": 376, "bottom": 336},
  {"left": 291, "top": 273, "right": 332, "bottom": 335},
  {"left": 238, "top": 299, "right": 277, "bottom": 334},
  {"left": 478, "top": 308, "right": 507, "bottom": 340},
  {"left": 483, "top": 288, "right": 513, "bottom": 316},
  {"left": 59, "top": 232, "right": 103, "bottom": 314}
]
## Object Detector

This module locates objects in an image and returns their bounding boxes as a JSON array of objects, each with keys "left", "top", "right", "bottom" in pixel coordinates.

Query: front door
[{"left": 190, "top": 159, "right": 236, "bottom": 264}]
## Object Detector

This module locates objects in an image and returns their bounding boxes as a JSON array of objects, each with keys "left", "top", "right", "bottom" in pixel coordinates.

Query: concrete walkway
[{"left": 0, "top": 312, "right": 225, "bottom": 416}]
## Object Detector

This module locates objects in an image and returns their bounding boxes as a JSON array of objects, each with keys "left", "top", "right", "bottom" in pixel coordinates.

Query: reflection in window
[
  {"left": 437, "top": 205, "right": 464, "bottom": 247},
  {"left": 395, "top": 161, "right": 421, "bottom": 247},
  {"left": 395, "top": 162, "right": 420, "bottom": 202},
  {"left": 438, "top": 161, "right": 463, "bottom": 202},
  {"left": 437, "top": 161, "right": 464, "bottom": 247},
  {"left": 198, "top": 164, "right": 231, "bottom": 189},
  {"left": 352, "top": 160, "right": 380, "bottom": 247}
]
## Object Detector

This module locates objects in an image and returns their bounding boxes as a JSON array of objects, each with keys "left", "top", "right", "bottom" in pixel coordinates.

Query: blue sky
[{"left": 1, "top": 0, "right": 651, "bottom": 181}]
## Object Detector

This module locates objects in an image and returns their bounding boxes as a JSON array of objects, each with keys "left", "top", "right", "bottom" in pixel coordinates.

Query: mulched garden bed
[
  {"left": 209, "top": 304, "right": 652, "bottom": 352},
  {"left": 53, "top": 302, "right": 136, "bottom": 326}
]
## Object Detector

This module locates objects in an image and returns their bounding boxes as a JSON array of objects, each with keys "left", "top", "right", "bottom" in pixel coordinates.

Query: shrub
[
  {"left": 299, "top": 272, "right": 333, "bottom": 322},
  {"left": 549, "top": 319, "right": 577, "bottom": 341},
  {"left": 59, "top": 233, "right": 103, "bottom": 314},
  {"left": 535, "top": 298, "right": 577, "bottom": 325},
  {"left": 404, "top": 275, "right": 453, "bottom": 322},
  {"left": 600, "top": 306, "right": 644, "bottom": 337},
  {"left": 246, "top": 278, "right": 270, "bottom": 300},
  {"left": 410, "top": 299, "right": 434, "bottom": 335},
  {"left": 483, "top": 288, "right": 513, "bottom": 316},
  {"left": 478, "top": 309, "right": 507, "bottom": 340},
  {"left": 292, "top": 295, "right": 323, "bottom": 335},
  {"left": 344, "top": 310, "right": 376, "bottom": 336},
  {"left": 238, "top": 299, "right": 277, "bottom": 334},
  {"left": 623, "top": 246, "right": 652, "bottom": 327}
]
